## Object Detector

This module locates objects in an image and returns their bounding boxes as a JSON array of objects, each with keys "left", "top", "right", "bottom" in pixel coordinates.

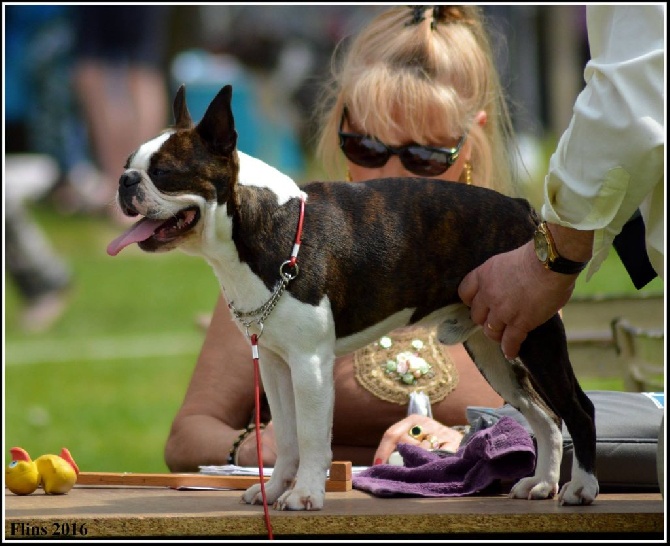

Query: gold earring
[
  {"left": 346, "top": 170, "right": 353, "bottom": 182},
  {"left": 464, "top": 161, "right": 473, "bottom": 185}
]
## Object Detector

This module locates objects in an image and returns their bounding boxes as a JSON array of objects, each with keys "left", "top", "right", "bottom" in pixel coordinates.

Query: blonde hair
[{"left": 314, "top": 5, "right": 517, "bottom": 195}]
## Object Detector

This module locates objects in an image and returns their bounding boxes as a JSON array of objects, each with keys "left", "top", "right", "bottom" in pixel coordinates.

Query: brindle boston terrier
[{"left": 108, "top": 85, "right": 598, "bottom": 510}]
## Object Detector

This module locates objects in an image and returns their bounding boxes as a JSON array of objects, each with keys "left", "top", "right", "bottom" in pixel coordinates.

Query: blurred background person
[
  {"left": 70, "top": 5, "right": 172, "bottom": 224},
  {"left": 182, "top": 5, "right": 387, "bottom": 178},
  {"left": 5, "top": 161, "right": 72, "bottom": 334},
  {"left": 5, "top": 4, "right": 82, "bottom": 333}
]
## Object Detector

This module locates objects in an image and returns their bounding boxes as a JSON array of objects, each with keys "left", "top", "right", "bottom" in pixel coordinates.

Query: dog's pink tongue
[{"left": 107, "top": 218, "right": 164, "bottom": 256}]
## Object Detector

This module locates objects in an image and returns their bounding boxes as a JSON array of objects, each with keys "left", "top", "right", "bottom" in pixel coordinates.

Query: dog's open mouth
[{"left": 107, "top": 207, "right": 200, "bottom": 256}]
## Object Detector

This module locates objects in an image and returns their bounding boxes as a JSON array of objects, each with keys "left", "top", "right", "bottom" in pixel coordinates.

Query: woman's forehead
[{"left": 347, "top": 104, "right": 459, "bottom": 145}]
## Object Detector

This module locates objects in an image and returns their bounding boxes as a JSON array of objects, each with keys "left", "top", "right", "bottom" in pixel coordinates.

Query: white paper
[{"left": 198, "top": 464, "right": 369, "bottom": 477}]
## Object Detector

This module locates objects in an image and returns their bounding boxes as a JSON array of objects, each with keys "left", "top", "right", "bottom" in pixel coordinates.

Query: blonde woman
[{"left": 165, "top": 5, "right": 520, "bottom": 471}]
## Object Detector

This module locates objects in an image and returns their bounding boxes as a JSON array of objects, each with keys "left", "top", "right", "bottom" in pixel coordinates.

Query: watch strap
[
  {"left": 536, "top": 221, "right": 589, "bottom": 274},
  {"left": 546, "top": 255, "right": 589, "bottom": 275}
]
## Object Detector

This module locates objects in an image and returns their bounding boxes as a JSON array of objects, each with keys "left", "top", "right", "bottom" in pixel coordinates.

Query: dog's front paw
[
  {"left": 509, "top": 476, "right": 558, "bottom": 500},
  {"left": 558, "top": 471, "right": 599, "bottom": 506},
  {"left": 241, "top": 477, "right": 291, "bottom": 506},
  {"left": 274, "top": 485, "right": 325, "bottom": 511}
]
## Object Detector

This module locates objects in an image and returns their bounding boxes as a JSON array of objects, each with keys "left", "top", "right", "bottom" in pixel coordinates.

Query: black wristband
[{"left": 227, "top": 423, "right": 266, "bottom": 465}]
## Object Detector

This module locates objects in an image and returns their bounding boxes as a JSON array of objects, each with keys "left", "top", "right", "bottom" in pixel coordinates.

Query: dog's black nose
[{"left": 120, "top": 172, "right": 141, "bottom": 187}]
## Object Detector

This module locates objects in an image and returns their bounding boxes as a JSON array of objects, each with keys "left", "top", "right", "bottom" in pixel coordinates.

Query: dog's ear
[
  {"left": 196, "top": 84, "right": 238, "bottom": 156},
  {"left": 173, "top": 84, "right": 194, "bottom": 129}
]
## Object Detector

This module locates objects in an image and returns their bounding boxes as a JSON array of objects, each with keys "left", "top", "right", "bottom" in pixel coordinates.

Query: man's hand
[{"left": 458, "top": 241, "right": 578, "bottom": 359}]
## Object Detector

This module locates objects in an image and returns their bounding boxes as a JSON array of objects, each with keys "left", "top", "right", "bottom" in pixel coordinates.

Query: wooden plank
[
  {"left": 76, "top": 461, "right": 352, "bottom": 492},
  {"left": 4, "top": 489, "right": 663, "bottom": 538},
  {"left": 76, "top": 472, "right": 265, "bottom": 489}
]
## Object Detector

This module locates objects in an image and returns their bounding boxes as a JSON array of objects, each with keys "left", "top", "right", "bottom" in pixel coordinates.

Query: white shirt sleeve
[{"left": 541, "top": 5, "right": 665, "bottom": 279}]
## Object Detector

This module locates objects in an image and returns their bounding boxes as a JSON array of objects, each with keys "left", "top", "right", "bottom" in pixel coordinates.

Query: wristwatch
[{"left": 533, "top": 221, "right": 588, "bottom": 274}]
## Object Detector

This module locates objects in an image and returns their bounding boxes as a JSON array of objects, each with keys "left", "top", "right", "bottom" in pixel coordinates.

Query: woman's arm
[{"left": 164, "top": 294, "right": 259, "bottom": 471}]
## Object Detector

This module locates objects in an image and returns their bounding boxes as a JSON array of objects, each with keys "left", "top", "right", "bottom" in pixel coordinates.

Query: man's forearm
[{"left": 546, "top": 223, "right": 594, "bottom": 264}]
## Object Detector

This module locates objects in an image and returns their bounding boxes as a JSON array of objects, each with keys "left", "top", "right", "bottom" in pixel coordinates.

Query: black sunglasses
[{"left": 338, "top": 108, "right": 467, "bottom": 177}]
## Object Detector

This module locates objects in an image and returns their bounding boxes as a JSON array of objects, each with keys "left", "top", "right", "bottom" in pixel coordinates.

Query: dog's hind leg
[
  {"left": 438, "top": 310, "right": 563, "bottom": 500},
  {"left": 440, "top": 308, "right": 598, "bottom": 505},
  {"left": 556, "top": 388, "right": 599, "bottom": 505},
  {"left": 519, "top": 316, "right": 598, "bottom": 505},
  {"left": 501, "top": 367, "right": 563, "bottom": 501},
  {"left": 273, "top": 345, "right": 335, "bottom": 511},
  {"left": 241, "top": 348, "right": 299, "bottom": 507},
  {"left": 459, "top": 329, "right": 563, "bottom": 500}
]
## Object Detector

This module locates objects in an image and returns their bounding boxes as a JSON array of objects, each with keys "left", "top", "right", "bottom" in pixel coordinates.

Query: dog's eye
[{"left": 149, "top": 167, "right": 169, "bottom": 177}]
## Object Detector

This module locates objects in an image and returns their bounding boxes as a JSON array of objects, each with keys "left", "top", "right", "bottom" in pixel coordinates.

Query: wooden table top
[{"left": 4, "top": 486, "right": 664, "bottom": 540}]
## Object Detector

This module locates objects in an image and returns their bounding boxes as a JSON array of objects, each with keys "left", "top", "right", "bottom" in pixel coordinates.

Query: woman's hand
[
  {"left": 235, "top": 422, "right": 277, "bottom": 467},
  {"left": 373, "top": 414, "right": 464, "bottom": 465}
]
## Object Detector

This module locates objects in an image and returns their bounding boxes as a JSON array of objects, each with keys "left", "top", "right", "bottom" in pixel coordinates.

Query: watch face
[{"left": 534, "top": 230, "right": 549, "bottom": 262}]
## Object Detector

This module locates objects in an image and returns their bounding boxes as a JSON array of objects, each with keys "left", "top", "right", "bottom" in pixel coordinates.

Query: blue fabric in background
[{"left": 171, "top": 50, "right": 305, "bottom": 180}]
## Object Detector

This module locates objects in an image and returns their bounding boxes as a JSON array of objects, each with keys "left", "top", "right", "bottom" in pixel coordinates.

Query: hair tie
[
  {"left": 405, "top": 5, "right": 429, "bottom": 27},
  {"left": 405, "top": 6, "right": 472, "bottom": 30},
  {"left": 430, "top": 6, "right": 440, "bottom": 30}
]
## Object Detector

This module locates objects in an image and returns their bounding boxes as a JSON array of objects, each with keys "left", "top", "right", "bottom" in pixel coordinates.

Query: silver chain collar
[{"left": 228, "top": 260, "right": 300, "bottom": 339}]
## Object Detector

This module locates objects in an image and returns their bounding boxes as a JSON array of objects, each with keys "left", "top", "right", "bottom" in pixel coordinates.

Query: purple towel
[{"left": 353, "top": 416, "right": 536, "bottom": 497}]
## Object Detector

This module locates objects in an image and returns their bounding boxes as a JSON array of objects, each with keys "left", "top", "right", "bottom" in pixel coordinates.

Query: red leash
[
  {"left": 251, "top": 333, "right": 273, "bottom": 539},
  {"left": 245, "top": 195, "right": 306, "bottom": 539}
]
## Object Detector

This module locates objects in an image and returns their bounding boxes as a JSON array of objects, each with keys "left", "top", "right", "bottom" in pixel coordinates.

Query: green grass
[
  {"left": 4, "top": 194, "right": 664, "bottom": 473},
  {"left": 5, "top": 357, "right": 194, "bottom": 472},
  {"left": 577, "top": 376, "right": 627, "bottom": 392},
  {"left": 572, "top": 248, "right": 664, "bottom": 298},
  {"left": 5, "top": 203, "right": 219, "bottom": 472}
]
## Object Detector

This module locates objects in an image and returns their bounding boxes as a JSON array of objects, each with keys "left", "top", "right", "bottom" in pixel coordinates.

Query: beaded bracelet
[{"left": 227, "top": 423, "right": 266, "bottom": 465}]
